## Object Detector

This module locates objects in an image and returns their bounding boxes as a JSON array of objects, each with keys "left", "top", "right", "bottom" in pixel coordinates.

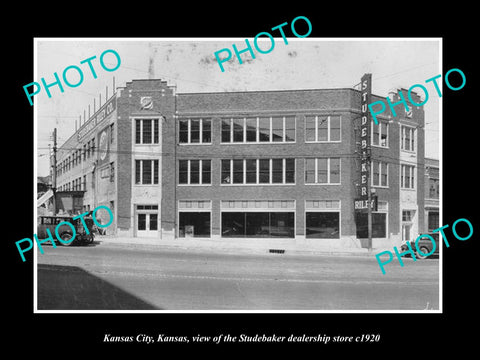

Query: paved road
[{"left": 36, "top": 242, "right": 440, "bottom": 311}]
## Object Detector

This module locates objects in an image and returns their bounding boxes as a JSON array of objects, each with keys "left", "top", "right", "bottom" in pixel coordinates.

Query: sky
[{"left": 35, "top": 38, "right": 441, "bottom": 177}]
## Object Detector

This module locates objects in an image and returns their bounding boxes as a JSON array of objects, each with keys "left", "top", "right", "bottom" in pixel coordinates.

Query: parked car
[
  {"left": 401, "top": 233, "right": 439, "bottom": 259},
  {"left": 37, "top": 215, "right": 95, "bottom": 246}
]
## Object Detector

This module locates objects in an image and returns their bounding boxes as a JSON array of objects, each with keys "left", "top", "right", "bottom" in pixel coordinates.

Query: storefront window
[
  {"left": 305, "top": 212, "right": 340, "bottom": 239},
  {"left": 222, "top": 212, "right": 294, "bottom": 238},
  {"left": 179, "top": 212, "right": 211, "bottom": 237}
]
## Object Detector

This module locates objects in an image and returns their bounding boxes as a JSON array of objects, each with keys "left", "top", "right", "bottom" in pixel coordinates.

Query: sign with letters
[{"left": 359, "top": 73, "right": 372, "bottom": 201}]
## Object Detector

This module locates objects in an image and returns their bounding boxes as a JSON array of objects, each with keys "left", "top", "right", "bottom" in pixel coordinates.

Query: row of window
[
  {"left": 57, "top": 123, "right": 115, "bottom": 177},
  {"left": 57, "top": 162, "right": 115, "bottom": 191},
  {"left": 178, "top": 211, "right": 388, "bottom": 239},
  {"left": 176, "top": 117, "right": 417, "bottom": 152},
  {"left": 172, "top": 158, "right": 415, "bottom": 188}
]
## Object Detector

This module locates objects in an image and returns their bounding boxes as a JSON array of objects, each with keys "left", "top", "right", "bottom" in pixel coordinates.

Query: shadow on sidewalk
[{"left": 37, "top": 264, "right": 159, "bottom": 310}]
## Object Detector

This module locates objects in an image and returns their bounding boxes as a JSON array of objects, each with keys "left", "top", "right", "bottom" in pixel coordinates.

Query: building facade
[{"left": 54, "top": 78, "right": 429, "bottom": 249}]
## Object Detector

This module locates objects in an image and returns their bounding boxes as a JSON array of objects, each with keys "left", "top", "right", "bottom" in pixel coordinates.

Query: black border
[{"left": 7, "top": 6, "right": 478, "bottom": 354}]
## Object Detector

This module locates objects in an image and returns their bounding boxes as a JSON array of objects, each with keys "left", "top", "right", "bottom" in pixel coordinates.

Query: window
[
  {"left": 222, "top": 159, "right": 295, "bottom": 185},
  {"left": 401, "top": 164, "right": 415, "bottom": 189},
  {"left": 135, "top": 159, "right": 159, "bottom": 184},
  {"left": 135, "top": 119, "right": 159, "bottom": 144},
  {"left": 401, "top": 126, "right": 415, "bottom": 152},
  {"left": 110, "top": 162, "right": 115, "bottom": 182},
  {"left": 372, "top": 160, "right": 388, "bottom": 187},
  {"left": 356, "top": 212, "right": 387, "bottom": 238},
  {"left": 179, "top": 118, "right": 212, "bottom": 144},
  {"left": 178, "top": 159, "right": 211, "bottom": 185},
  {"left": 110, "top": 123, "right": 115, "bottom": 144},
  {"left": 372, "top": 122, "right": 389, "bottom": 147},
  {"left": 222, "top": 116, "right": 295, "bottom": 143},
  {"left": 429, "top": 178, "right": 439, "bottom": 199},
  {"left": 259, "top": 117, "right": 270, "bottom": 142},
  {"left": 304, "top": 158, "right": 341, "bottom": 184},
  {"left": 306, "top": 212, "right": 340, "bottom": 239},
  {"left": 222, "top": 212, "right": 294, "bottom": 238},
  {"left": 305, "top": 115, "right": 341, "bottom": 142},
  {"left": 179, "top": 212, "right": 211, "bottom": 238}
]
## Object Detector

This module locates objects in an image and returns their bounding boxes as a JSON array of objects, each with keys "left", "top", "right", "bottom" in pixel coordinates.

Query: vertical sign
[{"left": 360, "top": 73, "right": 372, "bottom": 201}]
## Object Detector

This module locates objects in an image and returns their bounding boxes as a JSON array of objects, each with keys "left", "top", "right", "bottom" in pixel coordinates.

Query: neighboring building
[
  {"left": 54, "top": 78, "right": 430, "bottom": 249},
  {"left": 424, "top": 157, "right": 439, "bottom": 233}
]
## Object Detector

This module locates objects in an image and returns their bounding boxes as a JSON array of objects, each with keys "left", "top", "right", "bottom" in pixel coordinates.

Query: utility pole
[{"left": 52, "top": 128, "right": 57, "bottom": 215}]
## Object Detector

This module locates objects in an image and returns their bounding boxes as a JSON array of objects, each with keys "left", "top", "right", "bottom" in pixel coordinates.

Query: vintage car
[
  {"left": 37, "top": 215, "right": 95, "bottom": 246},
  {"left": 401, "top": 232, "right": 439, "bottom": 259}
]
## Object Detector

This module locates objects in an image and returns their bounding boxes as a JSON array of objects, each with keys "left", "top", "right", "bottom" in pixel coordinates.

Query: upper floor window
[
  {"left": 304, "top": 158, "right": 341, "bottom": 184},
  {"left": 136, "top": 119, "right": 159, "bottom": 144},
  {"left": 179, "top": 159, "right": 211, "bottom": 185},
  {"left": 401, "top": 164, "right": 415, "bottom": 189},
  {"left": 372, "top": 160, "right": 388, "bottom": 187},
  {"left": 305, "top": 115, "right": 341, "bottom": 142},
  {"left": 179, "top": 118, "right": 211, "bottom": 144},
  {"left": 401, "top": 125, "right": 415, "bottom": 152},
  {"left": 221, "top": 158, "right": 295, "bottom": 185},
  {"left": 135, "top": 159, "right": 159, "bottom": 185},
  {"left": 372, "top": 122, "right": 389, "bottom": 148},
  {"left": 221, "top": 116, "right": 296, "bottom": 143}
]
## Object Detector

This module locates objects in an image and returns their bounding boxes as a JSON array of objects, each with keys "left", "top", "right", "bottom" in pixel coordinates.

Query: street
[{"left": 36, "top": 241, "right": 440, "bottom": 311}]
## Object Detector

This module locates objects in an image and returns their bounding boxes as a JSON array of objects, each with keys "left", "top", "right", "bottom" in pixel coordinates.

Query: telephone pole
[{"left": 51, "top": 128, "right": 57, "bottom": 215}]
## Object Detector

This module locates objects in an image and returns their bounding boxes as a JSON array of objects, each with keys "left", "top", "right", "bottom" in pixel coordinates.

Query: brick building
[{"left": 54, "top": 78, "right": 428, "bottom": 249}]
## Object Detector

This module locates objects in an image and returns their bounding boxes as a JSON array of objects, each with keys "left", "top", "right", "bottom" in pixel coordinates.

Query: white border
[{"left": 33, "top": 37, "right": 442, "bottom": 314}]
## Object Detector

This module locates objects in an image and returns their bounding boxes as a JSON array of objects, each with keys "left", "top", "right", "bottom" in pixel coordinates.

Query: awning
[{"left": 37, "top": 189, "right": 53, "bottom": 207}]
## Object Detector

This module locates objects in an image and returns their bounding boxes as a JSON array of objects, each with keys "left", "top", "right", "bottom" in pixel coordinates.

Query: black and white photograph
[
  {"left": 7, "top": 8, "right": 478, "bottom": 354},
  {"left": 33, "top": 38, "right": 442, "bottom": 312}
]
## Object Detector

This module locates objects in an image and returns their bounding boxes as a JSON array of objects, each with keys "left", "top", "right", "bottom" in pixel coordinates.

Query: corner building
[{"left": 55, "top": 78, "right": 426, "bottom": 250}]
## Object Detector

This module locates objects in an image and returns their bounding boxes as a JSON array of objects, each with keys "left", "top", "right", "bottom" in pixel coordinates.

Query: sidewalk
[{"left": 95, "top": 234, "right": 383, "bottom": 258}]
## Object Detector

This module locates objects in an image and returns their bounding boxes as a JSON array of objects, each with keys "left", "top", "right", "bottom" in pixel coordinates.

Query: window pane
[
  {"left": 221, "top": 160, "right": 231, "bottom": 184},
  {"left": 222, "top": 212, "right": 245, "bottom": 237},
  {"left": 305, "top": 159, "right": 315, "bottom": 184},
  {"left": 179, "top": 120, "right": 188, "bottom": 144},
  {"left": 135, "top": 160, "right": 141, "bottom": 184},
  {"left": 190, "top": 120, "right": 200, "bottom": 143},
  {"left": 153, "top": 119, "right": 159, "bottom": 144},
  {"left": 381, "top": 163, "right": 388, "bottom": 187},
  {"left": 233, "top": 159, "right": 244, "bottom": 183},
  {"left": 179, "top": 160, "right": 188, "bottom": 184},
  {"left": 317, "top": 116, "right": 328, "bottom": 141},
  {"left": 259, "top": 117, "right": 270, "bottom": 142},
  {"left": 245, "top": 212, "right": 269, "bottom": 237},
  {"left": 180, "top": 212, "right": 211, "bottom": 238},
  {"left": 380, "top": 123, "right": 388, "bottom": 147},
  {"left": 373, "top": 124, "right": 380, "bottom": 146},
  {"left": 330, "top": 158, "right": 340, "bottom": 183},
  {"left": 143, "top": 120, "right": 152, "bottom": 143},
  {"left": 405, "top": 166, "right": 410, "bottom": 188},
  {"left": 136, "top": 120, "right": 141, "bottom": 144},
  {"left": 272, "top": 117, "right": 283, "bottom": 142},
  {"left": 272, "top": 159, "right": 283, "bottom": 183},
  {"left": 330, "top": 116, "right": 341, "bottom": 141},
  {"left": 285, "top": 158, "right": 295, "bottom": 183},
  {"left": 246, "top": 159, "right": 257, "bottom": 184},
  {"left": 202, "top": 119, "right": 211, "bottom": 143},
  {"left": 202, "top": 160, "right": 211, "bottom": 184},
  {"left": 306, "top": 212, "right": 340, "bottom": 239},
  {"left": 149, "top": 214, "right": 158, "bottom": 230},
  {"left": 138, "top": 214, "right": 146, "bottom": 230},
  {"left": 246, "top": 118, "right": 257, "bottom": 142},
  {"left": 143, "top": 160, "right": 152, "bottom": 184},
  {"left": 317, "top": 158, "right": 328, "bottom": 183},
  {"left": 233, "top": 118, "right": 244, "bottom": 142},
  {"left": 405, "top": 128, "right": 411, "bottom": 151},
  {"left": 153, "top": 160, "right": 159, "bottom": 184},
  {"left": 270, "top": 212, "right": 294, "bottom": 238},
  {"left": 259, "top": 159, "right": 270, "bottom": 183},
  {"left": 305, "top": 116, "right": 316, "bottom": 141},
  {"left": 285, "top": 116, "right": 295, "bottom": 142},
  {"left": 221, "top": 119, "right": 231, "bottom": 142},
  {"left": 190, "top": 160, "right": 200, "bottom": 184}
]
